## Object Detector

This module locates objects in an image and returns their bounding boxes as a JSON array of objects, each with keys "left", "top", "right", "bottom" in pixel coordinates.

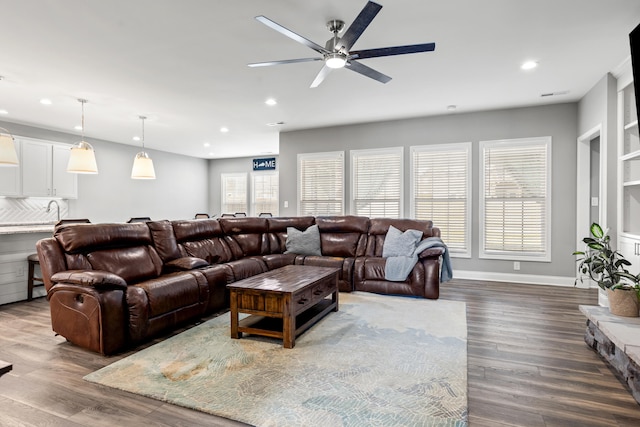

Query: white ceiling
[{"left": 1, "top": 0, "right": 640, "bottom": 159}]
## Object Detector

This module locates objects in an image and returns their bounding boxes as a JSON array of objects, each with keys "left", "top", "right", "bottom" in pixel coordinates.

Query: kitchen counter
[{"left": 0, "top": 223, "right": 55, "bottom": 235}]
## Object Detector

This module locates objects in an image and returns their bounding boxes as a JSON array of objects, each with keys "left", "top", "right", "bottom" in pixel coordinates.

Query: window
[
  {"left": 220, "top": 173, "right": 247, "bottom": 215},
  {"left": 251, "top": 172, "right": 279, "bottom": 216},
  {"left": 351, "top": 147, "right": 403, "bottom": 218},
  {"left": 411, "top": 143, "right": 471, "bottom": 257},
  {"left": 298, "top": 151, "right": 344, "bottom": 215},
  {"left": 480, "top": 137, "right": 551, "bottom": 261}
]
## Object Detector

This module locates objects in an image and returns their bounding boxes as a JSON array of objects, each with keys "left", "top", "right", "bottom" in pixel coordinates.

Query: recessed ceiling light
[
  {"left": 521, "top": 61, "right": 538, "bottom": 70},
  {"left": 209, "top": 152, "right": 215, "bottom": 156},
  {"left": 74, "top": 125, "right": 83, "bottom": 131},
  {"left": 40, "top": 98, "right": 52, "bottom": 105},
  {"left": 220, "top": 127, "right": 229, "bottom": 133},
  {"left": 133, "top": 136, "right": 141, "bottom": 141},
  {"left": 446, "top": 105, "right": 457, "bottom": 112},
  {"left": 0, "top": 109, "right": 8, "bottom": 115},
  {"left": 265, "top": 98, "right": 277, "bottom": 106},
  {"left": 204, "top": 142, "right": 210, "bottom": 147}
]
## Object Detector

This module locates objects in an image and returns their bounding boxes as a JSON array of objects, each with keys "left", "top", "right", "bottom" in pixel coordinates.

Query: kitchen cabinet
[
  {"left": 19, "top": 137, "right": 77, "bottom": 199},
  {"left": 0, "top": 138, "right": 21, "bottom": 196}
]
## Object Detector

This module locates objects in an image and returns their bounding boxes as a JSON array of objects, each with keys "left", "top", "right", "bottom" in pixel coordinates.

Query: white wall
[{"left": 0, "top": 120, "right": 209, "bottom": 223}]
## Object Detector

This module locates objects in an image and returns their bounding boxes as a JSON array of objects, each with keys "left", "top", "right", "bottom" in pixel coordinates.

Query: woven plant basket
[{"left": 607, "top": 288, "right": 640, "bottom": 317}]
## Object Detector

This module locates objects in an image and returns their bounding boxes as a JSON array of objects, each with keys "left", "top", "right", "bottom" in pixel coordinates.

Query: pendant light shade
[
  {"left": 131, "top": 116, "right": 156, "bottom": 179},
  {"left": 0, "top": 128, "right": 19, "bottom": 167},
  {"left": 67, "top": 99, "right": 98, "bottom": 174}
]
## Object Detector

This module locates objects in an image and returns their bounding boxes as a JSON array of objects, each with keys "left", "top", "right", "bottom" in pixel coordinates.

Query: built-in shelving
[{"left": 619, "top": 81, "right": 640, "bottom": 244}]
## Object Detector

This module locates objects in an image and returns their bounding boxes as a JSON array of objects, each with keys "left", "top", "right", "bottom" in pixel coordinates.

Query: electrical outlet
[
  {"left": 513, "top": 261, "right": 520, "bottom": 271},
  {"left": 284, "top": 201, "right": 289, "bottom": 208}
]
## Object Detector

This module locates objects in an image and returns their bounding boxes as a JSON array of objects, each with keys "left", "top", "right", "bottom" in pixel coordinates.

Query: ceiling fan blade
[
  {"left": 350, "top": 43, "right": 436, "bottom": 60},
  {"left": 310, "top": 65, "right": 333, "bottom": 88},
  {"left": 345, "top": 60, "right": 391, "bottom": 84},
  {"left": 255, "top": 15, "right": 330, "bottom": 55},
  {"left": 248, "top": 57, "right": 323, "bottom": 67},
  {"left": 338, "top": 1, "right": 383, "bottom": 51}
]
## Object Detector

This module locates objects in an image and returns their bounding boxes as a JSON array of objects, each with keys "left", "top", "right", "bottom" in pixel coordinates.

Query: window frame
[
  {"left": 479, "top": 136, "right": 552, "bottom": 262},
  {"left": 250, "top": 171, "right": 279, "bottom": 217},
  {"left": 350, "top": 146, "right": 404, "bottom": 218},
  {"left": 297, "top": 151, "right": 345, "bottom": 216},
  {"left": 220, "top": 172, "right": 248, "bottom": 215},
  {"left": 410, "top": 142, "right": 472, "bottom": 258}
]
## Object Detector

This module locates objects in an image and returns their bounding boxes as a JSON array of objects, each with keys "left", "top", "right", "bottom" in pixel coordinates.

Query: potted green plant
[{"left": 574, "top": 223, "right": 640, "bottom": 317}]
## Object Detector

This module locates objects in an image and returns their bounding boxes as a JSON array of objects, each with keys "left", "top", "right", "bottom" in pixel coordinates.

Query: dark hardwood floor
[{"left": 1, "top": 279, "right": 639, "bottom": 426}]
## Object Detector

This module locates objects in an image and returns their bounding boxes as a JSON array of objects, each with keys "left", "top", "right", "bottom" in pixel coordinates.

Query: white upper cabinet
[
  {"left": 15, "top": 137, "right": 77, "bottom": 199},
  {"left": 21, "top": 139, "right": 52, "bottom": 197},
  {"left": 52, "top": 145, "right": 77, "bottom": 198},
  {"left": 0, "top": 138, "right": 21, "bottom": 196}
]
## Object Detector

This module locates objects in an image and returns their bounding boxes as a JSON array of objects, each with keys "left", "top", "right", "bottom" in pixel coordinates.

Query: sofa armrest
[
  {"left": 50, "top": 270, "right": 127, "bottom": 290},
  {"left": 164, "top": 256, "right": 210, "bottom": 272},
  {"left": 417, "top": 247, "right": 445, "bottom": 259}
]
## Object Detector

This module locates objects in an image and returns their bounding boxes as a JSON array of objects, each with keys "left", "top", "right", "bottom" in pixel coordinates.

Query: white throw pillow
[
  {"left": 382, "top": 225, "right": 423, "bottom": 258},
  {"left": 284, "top": 224, "right": 322, "bottom": 256}
]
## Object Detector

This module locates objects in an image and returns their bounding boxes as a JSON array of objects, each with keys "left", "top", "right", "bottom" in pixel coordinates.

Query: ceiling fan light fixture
[{"left": 325, "top": 53, "right": 347, "bottom": 69}]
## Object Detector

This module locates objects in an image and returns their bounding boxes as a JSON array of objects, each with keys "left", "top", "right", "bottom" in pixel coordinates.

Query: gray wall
[
  {"left": 0, "top": 120, "right": 209, "bottom": 223},
  {"left": 279, "top": 103, "right": 579, "bottom": 278}
]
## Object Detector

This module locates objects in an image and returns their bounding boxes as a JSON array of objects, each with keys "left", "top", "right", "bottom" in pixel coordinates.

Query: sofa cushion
[
  {"left": 382, "top": 225, "right": 423, "bottom": 258},
  {"left": 219, "top": 217, "right": 269, "bottom": 258},
  {"left": 87, "top": 246, "right": 162, "bottom": 284},
  {"left": 129, "top": 271, "right": 207, "bottom": 318},
  {"left": 315, "top": 216, "right": 369, "bottom": 258},
  {"left": 285, "top": 225, "right": 322, "bottom": 256},
  {"left": 147, "top": 220, "right": 181, "bottom": 262},
  {"left": 55, "top": 222, "right": 152, "bottom": 253}
]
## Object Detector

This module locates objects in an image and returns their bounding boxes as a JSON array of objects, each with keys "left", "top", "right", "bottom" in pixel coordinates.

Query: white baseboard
[{"left": 453, "top": 270, "right": 577, "bottom": 287}]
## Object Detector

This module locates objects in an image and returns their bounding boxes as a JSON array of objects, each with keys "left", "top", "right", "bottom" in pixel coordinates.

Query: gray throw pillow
[
  {"left": 285, "top": 224, "right": 322, "bottom": 256},
  {"left": 382, "top": 225, "right": 423, "bottom": 258}
]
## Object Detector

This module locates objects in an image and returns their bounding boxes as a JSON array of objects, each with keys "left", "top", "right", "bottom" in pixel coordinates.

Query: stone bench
[{"left": 579, "top": 305, "right": 640, "bottom": 404}]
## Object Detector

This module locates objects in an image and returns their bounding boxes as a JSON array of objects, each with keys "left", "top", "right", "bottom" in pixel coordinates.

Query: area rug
[{"left": 84, "top": 292, "right": 468, "bottom": 427}]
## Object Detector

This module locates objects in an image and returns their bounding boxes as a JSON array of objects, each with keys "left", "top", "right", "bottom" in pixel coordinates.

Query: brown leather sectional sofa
[{"left": 36, "top": 216, "right": 444, "bottom": 355}]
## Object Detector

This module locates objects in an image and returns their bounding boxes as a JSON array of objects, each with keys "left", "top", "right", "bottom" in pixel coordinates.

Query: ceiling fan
[{"left": 248, "top": 1, "right": 436, "bottom": 88}]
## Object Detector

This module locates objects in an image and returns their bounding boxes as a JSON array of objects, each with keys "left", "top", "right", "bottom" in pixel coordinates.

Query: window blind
[
  {"left": 252, "top": 172, "right": 279, "bottom": 216},
  {"left": 351, "top": 148, "right": 403, "bottom": 218},
  {"left": 221, "top": 173, "right": 247, "bottom": 214},
  {"left": 411, "top": 143, "right": 470, "bottom": 255},
  {"left": 481, "top": 137, "right": 551, "bottom": 260},
  {"left": 298, "top": 151, "right": 344, "bottom": 215}
]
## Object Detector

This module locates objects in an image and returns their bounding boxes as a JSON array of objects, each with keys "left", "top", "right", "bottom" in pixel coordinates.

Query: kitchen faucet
[{"left": 46, "top": 200, "right": 60, "bottom": 222}]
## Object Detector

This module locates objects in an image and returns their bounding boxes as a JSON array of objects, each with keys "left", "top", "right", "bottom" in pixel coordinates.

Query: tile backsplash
[{"left": 0, "top": 198, "right": 69, "bottom": 224}]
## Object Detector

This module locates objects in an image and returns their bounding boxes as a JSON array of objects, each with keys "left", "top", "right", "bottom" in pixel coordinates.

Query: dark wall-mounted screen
[{"left": 630, "top": 22, "right": 640, "bottom": 124}]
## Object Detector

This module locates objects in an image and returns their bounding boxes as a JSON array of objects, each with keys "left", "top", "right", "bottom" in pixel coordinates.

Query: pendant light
[
  {"left": 131, "top": 115, "right": 156, "bottom": 179},
  {"left": 67, "top": 99, "right": 98, "bottom": 174},
  {"left": 0, "top": 127, "right": 19, "bottom": 167}
]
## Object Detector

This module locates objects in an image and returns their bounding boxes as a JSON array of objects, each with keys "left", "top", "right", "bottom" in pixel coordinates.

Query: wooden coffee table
[{"left": 227, "top": 265, "right": 339, "bottom": 348}]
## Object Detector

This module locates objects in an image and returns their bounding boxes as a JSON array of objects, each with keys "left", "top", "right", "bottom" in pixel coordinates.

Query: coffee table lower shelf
[{"left": 236, "top": 298, "right": 336, "bottom": 343}]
